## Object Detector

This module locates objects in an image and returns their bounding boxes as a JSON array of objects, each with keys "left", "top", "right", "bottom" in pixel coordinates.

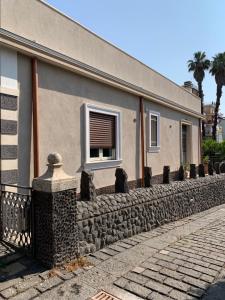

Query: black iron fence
[{"left": 0, "top": 184, "right": 33, "bottom": 253}]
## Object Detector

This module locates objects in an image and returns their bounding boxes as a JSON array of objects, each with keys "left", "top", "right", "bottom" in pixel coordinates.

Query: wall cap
[{"left": 32, "top": 152, "right": 77, "bottom": 193}]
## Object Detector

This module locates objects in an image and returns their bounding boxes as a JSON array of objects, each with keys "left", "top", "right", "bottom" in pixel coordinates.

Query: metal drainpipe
[
  {"left": 199, "top": 118, "right": 203, "bottom": 164},
  {"left": 140, "top": 97, "right": 145, "bottom": 187},
  {"left": 32, "top": 58, "right": 40, "bottom": 178}
]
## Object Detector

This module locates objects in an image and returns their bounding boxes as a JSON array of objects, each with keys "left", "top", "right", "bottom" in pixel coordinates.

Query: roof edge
[{"left": 38, "top": 0, "right": 200, "bottom": 102}]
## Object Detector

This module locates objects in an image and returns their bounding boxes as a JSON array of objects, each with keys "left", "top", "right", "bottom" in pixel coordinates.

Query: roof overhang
[{"left": 0, "top": 28, "right": 203, "bottom": 120}]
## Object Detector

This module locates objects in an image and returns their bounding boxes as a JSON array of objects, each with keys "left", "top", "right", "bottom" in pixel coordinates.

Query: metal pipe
[
  {"left": 32, "top": 58, "right": 40, "bottom": 177},
  {"left": 140, "top": 96, "right": 145, "bottom": 187},
  {"left": 199, "top": 118, "right": 202, "bottom": 164}
]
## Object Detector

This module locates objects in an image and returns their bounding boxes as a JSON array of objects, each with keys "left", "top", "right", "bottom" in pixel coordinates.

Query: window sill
[
  {"left": 84, "top": 159, "right": 122, "bottom": 170},
  {"left": 148, "top": 147, "right": 160, "bottom": 153}
]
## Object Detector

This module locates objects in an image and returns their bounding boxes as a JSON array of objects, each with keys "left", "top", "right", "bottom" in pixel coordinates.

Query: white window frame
[
  {"left": 148, "top": 111, "right": 160, "bottom": 152},
  {"left": 84, "top": 104, "right": 122, "bottom": 170}
]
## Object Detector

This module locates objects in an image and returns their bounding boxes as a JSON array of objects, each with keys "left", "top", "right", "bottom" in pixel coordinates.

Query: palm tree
[
  {"left": 188, "top": 51, "right": 210, "bottom": 137},
  {"left": 210, "top": 52, "right": 225, "bottom": 140}
]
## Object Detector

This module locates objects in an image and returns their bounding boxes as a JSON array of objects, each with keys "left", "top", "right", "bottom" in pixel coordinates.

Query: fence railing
[{"left": 0, "top": 184, "right": 33, "bottom": 252}]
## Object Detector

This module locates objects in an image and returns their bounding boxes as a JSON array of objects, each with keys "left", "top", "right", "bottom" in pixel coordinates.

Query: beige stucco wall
[
  {"left": 1, "top": 0, "right": 201, "bottom": 114},
  {"left": 16, "top": 55, "right": 200, "bottom": 188},
  {"left": 37, "top": 61, "right": 141, "bottom": 189},
  {"left": 144, "top": 102, "right": 199, "bottom": 175}
]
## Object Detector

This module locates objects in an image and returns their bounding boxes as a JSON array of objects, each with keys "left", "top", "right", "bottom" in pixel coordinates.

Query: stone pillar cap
[{"left": 32, "top": 153, "right": 77, "bottom": 193}]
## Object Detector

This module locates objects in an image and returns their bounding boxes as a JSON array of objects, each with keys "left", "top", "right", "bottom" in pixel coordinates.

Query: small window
[
  {"left": 149, "top": 111, "right": 160, "bottom": 152},
  {"left": 85, "top": 104, "right": 122, "bottom": 168}
]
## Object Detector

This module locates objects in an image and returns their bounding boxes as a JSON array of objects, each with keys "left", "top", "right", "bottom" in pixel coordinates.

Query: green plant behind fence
[{"left": 203, "top": 139, "right": 225, "bottom": 162}]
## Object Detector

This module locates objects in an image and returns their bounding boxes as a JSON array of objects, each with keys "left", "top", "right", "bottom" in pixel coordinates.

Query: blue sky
[{"left": 45, "top": 0, "right": 225, "bottom": 113}]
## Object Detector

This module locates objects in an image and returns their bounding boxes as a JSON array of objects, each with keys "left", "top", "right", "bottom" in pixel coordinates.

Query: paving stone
[
  {"left": 200, "top": 274, "right": 215, "bottom": 283},
  {"left": 140, "top": 261, "right": 162, "bottom": 272},
  {"left": 188, "top": 285, "right": 205, "bottom": 298},
  {"left": 100, "top": 248, "right": 119, "bottom": 256},
  {"left": 96, "top": 258, "right": 132, "bottom": 276},
  {"left": 10, "top": 288, "right": 39, "bottom": 300},
  {"left": 147, "top": 257, "right": 158, "bottom": 264},
  {"left": 167, "top": 251, "right": 189, "bottom": 261},
  {"left": 154, "top": 253, "right": 174, "bottom": 262},
  {"left": 164, "top": 277, "right": 190, "bottom": 292},
  {"left": 156, "top": 260, "right": 179, "bottom": 271},
  {"left": 183, "top": 276, "right": 209, "bottom": 289},
  {"left": 108, "top": 244, "right": 126, "bottom": 252},
  {"left": 132, "top": 267, "right": 145, "bottom": 274},
  {"left": 160, "top": 268, "right": 184, "bottom": 280},
  {"left": 91, "top": 251, "right": 111, "bottom": 261},
  {"left": 209, "top": 264, "right": 221, "bottom": 271},
  {"left": 169, "top": 289, "right": 195, "bottom": 300},
  {"left": 35, "top": 278, "right": 97, "bottom": 300},
  {"left": 0, "top": 278, "right": 22, "bottom": 292},
  {"left": 115, "top": 241, "right": 133, "bottom": 249},
  {"left": 202, "top": 257, "right": 224, "bottom": 266},
  {"left": 56, "top": 271, "right": 75, "bottom": 280},
  {"left": 114, "top": 277, "right": 129, "bottom": 289},
  {"left": 115, "top": 249, "right": 149, "bottom": 266},
  {"left": 186, "top": 257, "right": 210, "bottom": 268},
  {"left": 15, "top": 276, "right": 42, "bottom": 293},
  {"left": 122, "top": 239, "right": 138, "bottom": 246},
  {"left": 78, "top": 268, "right": 117, "bottom": 290},
  {"left": 159, "top": 250, "right": 170, "bottom": 255},
  {"left": 39, "top": 270, "right": 51, "bottom": 280},
  {"left": 142, "top": 269, "right": 166, "bottom": 282},
  {"left": 87, "top": 255, "right": 102, "bottom": 266},
  {"left": 145, "top": 279, "right": 172, "bottom": 295},
  {"left": 36, "top": 276, "right": 62, "bottom": 293},
  {"left": 0, "top": 287, "right": 17, "bottom": 298},
  {"left": 194, "top": 265, "right": 218, "bottom": 277},
  {"left": 173, "top": 259, "right": 186, "bottom": 267},
  {"left": 73, "top": 268, "right": 85, "bottom": 276},
  {"left": 147, "top": 291, "right": 172, "bottom": 300},
  {"left": 124, "top": 281, "right": 152, "bottom": 298},
  {"left": 124, "top": 271, "right": 149, "bottom": 285},
  {"left": 177, "top": 266, "right": 201, "bottom": 278}
]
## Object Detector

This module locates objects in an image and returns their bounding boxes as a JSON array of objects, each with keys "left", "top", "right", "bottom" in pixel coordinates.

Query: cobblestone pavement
[{"left": 2, "top": 205, "right": 225, "bottom": 299}]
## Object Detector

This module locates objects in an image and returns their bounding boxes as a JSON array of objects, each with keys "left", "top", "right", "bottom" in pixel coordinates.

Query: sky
[{"left": 45, "top": 0, "right": 225, "bottom": 114}]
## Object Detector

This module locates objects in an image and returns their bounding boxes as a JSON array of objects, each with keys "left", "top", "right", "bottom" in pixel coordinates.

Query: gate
[{"left": 0, "top": 184, "right": 33, "bottom": 254}]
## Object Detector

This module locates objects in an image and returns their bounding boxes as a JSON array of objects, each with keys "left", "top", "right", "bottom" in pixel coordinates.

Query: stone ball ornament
[{"left": 47, "top": 152, "right": 63, "bottom": 165}]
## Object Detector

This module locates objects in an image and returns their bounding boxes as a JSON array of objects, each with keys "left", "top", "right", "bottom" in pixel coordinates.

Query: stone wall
[
  {"left": 94, "top": 171, "right": 178, "bottom": 196},
  {"left": 77, "top": 175, "right": 225, "bottom": 255}
]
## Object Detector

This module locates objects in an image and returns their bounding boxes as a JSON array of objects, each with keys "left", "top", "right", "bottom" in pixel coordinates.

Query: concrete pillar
[{"left": 32, "top": 153, "right": 78, "bottom": 268}]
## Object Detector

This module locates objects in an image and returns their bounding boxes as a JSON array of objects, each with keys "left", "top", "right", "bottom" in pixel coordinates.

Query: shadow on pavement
[
  {"left": 201, "top": 278, "right": 225, "bottom": 300},
  {"left": 0, "top": 241, "right": 46, "bottom": 283}
]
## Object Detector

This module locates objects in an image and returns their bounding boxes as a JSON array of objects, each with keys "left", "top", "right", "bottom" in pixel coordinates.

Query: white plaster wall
[{"left": 0, "top": 46, "right": 18, "bottom": 90}]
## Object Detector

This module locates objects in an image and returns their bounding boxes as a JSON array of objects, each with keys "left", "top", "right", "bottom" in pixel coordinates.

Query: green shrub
[{"left": 202, "top": 139, "right": 220, "bottom": 156}]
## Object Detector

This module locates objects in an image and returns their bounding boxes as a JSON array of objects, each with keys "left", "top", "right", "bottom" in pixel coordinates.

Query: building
[
  {"left": 0, "top": 0, "right": 202, "bottom": 192},
  {"left": 204, "top": 103, "right": 223, "bottom": 142}
]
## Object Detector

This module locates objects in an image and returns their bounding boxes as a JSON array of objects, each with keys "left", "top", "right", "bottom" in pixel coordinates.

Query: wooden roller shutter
[{"left": 90, "top": 112, "right": 116, "bottom": 149}]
